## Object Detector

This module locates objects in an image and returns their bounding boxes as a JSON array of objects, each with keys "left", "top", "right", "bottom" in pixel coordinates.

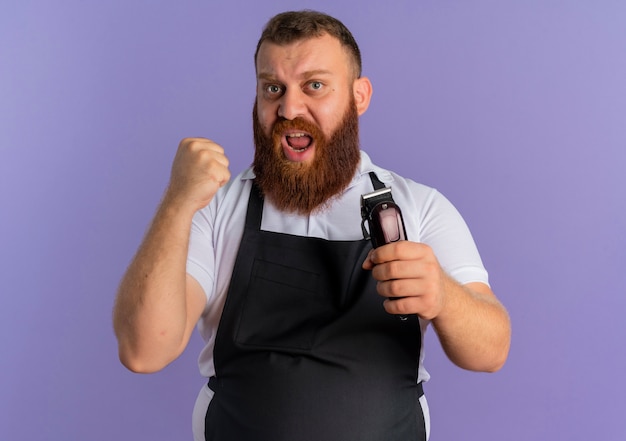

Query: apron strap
[
  {"left": 209, "top": 377, "right": 423, "bottom": 398},
  {"left": 244, "top": 181, "right": 265, "bottom": 230},
  {"left": 368, "top": 171, "right": 386, "bottom": 190}
]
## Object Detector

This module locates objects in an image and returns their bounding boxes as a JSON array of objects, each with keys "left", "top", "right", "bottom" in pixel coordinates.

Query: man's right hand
[{"left": 166, "top": 138, "right": 231, "bottom": 212}]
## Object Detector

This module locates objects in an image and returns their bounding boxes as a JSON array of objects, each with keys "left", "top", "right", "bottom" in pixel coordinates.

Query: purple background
[{"left": 2, "top": 1, "right": 625, "bottom": 440}]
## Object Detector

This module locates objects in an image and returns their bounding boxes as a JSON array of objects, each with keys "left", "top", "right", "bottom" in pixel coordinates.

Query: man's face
[
  {"left": 255, "top": 33, "right": 358, "bottom": 165},
  {"left": 252, "top": 33, "right": 372, "bottom": 215}
]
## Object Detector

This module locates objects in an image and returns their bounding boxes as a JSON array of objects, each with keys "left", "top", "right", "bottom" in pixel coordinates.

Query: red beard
[{"left": 252, "top": 100, "right": 361, "bottom": 215}]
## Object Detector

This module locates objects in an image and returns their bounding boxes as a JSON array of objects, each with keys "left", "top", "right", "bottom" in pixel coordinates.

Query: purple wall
[{"left": 2, "top": 1, "right": 625, "bottom": 439}]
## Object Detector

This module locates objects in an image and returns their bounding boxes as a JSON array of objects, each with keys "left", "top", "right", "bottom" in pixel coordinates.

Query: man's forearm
[
  {"left": 113, "top": 195, "right": 197, "bottom": 373},
  {"left": 432, "top": 278, "right": 511, "bottom": 372}
]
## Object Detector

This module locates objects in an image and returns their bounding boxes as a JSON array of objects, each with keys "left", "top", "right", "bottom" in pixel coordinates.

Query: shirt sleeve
[
  {"left": 415, "top": 187, "right": 489, "bottom": 286},
  {"left": 186, "top": 206, "right": 216, "bottom": 302}
]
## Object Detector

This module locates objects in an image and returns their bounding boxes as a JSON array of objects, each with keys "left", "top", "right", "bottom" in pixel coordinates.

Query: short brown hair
[{"left": 254, "top": 10, "right": 362, "bottom": 78}]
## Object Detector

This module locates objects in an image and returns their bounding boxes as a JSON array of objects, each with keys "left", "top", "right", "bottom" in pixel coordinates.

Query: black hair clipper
[
  {"left": 361, "top": 186, "right": 409, "bottom": 320},
  {"left": 360, "top": 187, "right": 408, "bottom": 248}
]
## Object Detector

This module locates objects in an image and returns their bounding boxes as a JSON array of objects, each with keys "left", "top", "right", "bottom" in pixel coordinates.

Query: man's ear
[{"left": 353, "top": 76, "right": 373, "bottom": 116}]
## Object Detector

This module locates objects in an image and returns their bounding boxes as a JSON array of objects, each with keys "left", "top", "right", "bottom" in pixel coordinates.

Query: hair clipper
[
  {"left": 360, "top": 187, "right": 408, "bottom": 248},
  {"left": 360, "top": 186, "right": 409, "bottom": 320}
]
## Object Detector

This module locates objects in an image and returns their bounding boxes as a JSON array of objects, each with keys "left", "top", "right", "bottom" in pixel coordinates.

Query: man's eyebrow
[
  {"left": 257, "top": 69, "right": 333, "bottom": 81},
  {"left": 300, "top": 69, "right": 333, "bottom": 78},
  {"left": 257, "top": 72, "right": 277, "bottom": 81}
]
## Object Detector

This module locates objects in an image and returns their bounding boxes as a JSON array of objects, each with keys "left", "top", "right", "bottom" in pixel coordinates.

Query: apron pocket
[{"left": 235, "top": 258, "right": 333, "bottom": 350}]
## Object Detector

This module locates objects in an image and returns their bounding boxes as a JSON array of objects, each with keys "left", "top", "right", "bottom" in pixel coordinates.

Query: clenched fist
[{"left": 165, "top": 138, "right": 231, "bottom": 213}]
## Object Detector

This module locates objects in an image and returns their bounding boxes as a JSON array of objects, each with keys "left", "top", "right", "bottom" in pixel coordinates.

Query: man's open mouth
[{"left": 285, "top": 132, "right": 313, "bottom": 152}]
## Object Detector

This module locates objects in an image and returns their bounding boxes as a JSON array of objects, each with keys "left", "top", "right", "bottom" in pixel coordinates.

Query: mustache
[{"left": 271, "top": 117, "right": 325, "bottom": 147}]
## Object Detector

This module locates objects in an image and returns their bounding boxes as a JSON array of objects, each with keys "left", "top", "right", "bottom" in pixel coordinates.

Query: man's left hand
[{"left": 362, "top": 241, "right": 450, "bottom": 320}]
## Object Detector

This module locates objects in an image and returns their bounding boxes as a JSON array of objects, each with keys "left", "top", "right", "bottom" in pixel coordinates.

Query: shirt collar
[{"left": 351, "top": 151, "right": 394, "bottom": 187}]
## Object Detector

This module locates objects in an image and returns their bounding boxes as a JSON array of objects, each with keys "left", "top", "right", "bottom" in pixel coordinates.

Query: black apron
[{"left": 205, "top": 176, "right": 425, "bottom": 441}]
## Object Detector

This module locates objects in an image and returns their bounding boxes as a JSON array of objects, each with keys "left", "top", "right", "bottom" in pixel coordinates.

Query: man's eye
[
  {"left": 309, "top": 81, "right": 323, "bottom": 91},
  {"left": 266, "top": 85, "right": 282, "bottom": 94}
]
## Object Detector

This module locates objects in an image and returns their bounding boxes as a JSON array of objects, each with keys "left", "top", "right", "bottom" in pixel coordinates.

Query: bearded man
[{"left": 113, "top": 10, "right": 511, "bottom": 441}]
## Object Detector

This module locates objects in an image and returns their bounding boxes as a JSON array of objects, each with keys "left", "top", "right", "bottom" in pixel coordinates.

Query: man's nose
[{"left": 278, "top": 88, "right": 306, "bottom": 120}]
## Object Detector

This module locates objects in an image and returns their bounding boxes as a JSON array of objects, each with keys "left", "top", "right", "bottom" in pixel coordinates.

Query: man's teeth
[{"left": 286, "top": 133, "right": 309, "bottom": 152}]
